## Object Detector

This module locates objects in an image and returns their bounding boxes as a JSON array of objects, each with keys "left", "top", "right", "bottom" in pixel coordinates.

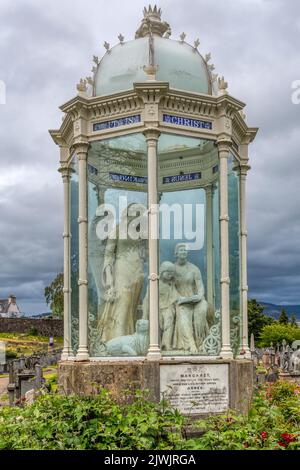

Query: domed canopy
[{"left": 94, "top": 6, "right": 212, "bottom": 97}]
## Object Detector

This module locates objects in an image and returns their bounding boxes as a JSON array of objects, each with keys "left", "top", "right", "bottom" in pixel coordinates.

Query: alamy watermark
[
  {"left": 291, "top": 80, "right": 300, "bottom": 104},
  {"left": 95, "top": 196, "right": 205, "bottom": 251},
  {"left": 0, "top": 80, "right": 6, "bottom": 104}
]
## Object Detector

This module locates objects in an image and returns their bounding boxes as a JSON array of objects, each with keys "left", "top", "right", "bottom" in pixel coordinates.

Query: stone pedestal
[{"left": 58, "top": 358, "right": 254, "bottom": 415}]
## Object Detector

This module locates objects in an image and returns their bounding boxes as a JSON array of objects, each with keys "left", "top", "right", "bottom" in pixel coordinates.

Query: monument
[{"left": 50, "top": 5, "right": 258, "bottom": 414}]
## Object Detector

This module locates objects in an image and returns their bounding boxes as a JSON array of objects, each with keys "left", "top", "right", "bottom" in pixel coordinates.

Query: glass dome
[{"left": 94, "top": 29, "right": 212, "bottom": 96}]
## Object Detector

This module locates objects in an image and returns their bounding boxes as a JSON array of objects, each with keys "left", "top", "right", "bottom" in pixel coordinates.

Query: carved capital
[
  {"left": 204, "top": 183, "right": 213, "bottom": 196},
  {"left": 58, "top": 165, "right": 72, "bottom": 180},
  {"left": 240, "top": 164, "right": 251, "bottom": 178},
  {"left": 72, "top": 141, "right": 89, "bottom": 158},
  {"left": 143, "top": 128, "right": 161, "bottom": 143},
  {"left": 217, "top": 137, "right": 232, "bottom": 155}
]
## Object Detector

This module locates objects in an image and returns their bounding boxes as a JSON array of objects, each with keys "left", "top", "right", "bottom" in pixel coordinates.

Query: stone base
[
  {"left": 58, "top": 358, "right": 254, "bottom": 415},
  {"left": 279, "top": 372, "right": 300, "bottom": 385}
]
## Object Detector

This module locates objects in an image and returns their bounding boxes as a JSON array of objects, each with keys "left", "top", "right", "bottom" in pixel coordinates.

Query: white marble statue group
[
  {"left": 143, "top": 244, "right": 210, "bottom": 354},
  {"left": 96, "top": 205, "right": 212, "bottom": 355}
]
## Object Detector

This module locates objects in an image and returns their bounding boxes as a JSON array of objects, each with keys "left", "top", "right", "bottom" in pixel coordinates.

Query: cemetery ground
[
  {"left": 0, "top": 379, "right": 299, "bottom": 450},
  {"left": 0, "top": 332, "right": 63, "bottom": 359}
]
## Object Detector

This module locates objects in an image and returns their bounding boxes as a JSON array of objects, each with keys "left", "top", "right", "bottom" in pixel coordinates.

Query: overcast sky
[{"left": 0, "top": 0, "right": 299, "bottom": 314}]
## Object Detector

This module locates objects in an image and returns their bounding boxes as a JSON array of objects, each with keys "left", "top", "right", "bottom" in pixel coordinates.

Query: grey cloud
[{"left": 0, "top": 0, "right": 299, "bottom": 312}]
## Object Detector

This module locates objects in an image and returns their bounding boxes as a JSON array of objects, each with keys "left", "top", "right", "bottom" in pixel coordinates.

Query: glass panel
[
  {"left": 94, "top": 37, "right": 210, "bottom": 97},
  {"left": 155, "top": 37, "right": 210, "bottom": 94},
  {"left": 157, "top": 134, "right": 220, "bottom": 356},
  {"left": 95, "top": 38, "right": 149, "bottom": 96},
  {"left": 87, "top": 134, "right": 149, "bottom": 356},
  {"left": 228, "top": 155, "right": 241, "bottom": 356},
  {"left": 70, "top": 155, "right": 79, "bottom": 354}
]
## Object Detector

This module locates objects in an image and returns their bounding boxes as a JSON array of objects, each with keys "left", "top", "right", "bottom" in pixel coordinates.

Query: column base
[
  {"left": 220, "top": 346, "right": 233, "bottom": 359},
  {"left": 61, "top": 351, "right": 69, "bottom": 361},
  {"left": 61, "top": 347, "right": 75, "bottom": 361},
  {"left": 147, "top": 347, "right": 162, "bottom": 361},
  {"left": 76, "top": 348, "right": 89, "bottom": 361},
  {"left": 237, "top": 347, "right": 252, "bottom": 360}
]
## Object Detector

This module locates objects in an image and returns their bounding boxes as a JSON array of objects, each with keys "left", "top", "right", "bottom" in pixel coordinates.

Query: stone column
[
  {"left": 59, "top": 165, "right": 73, "bottom": 360},
  {"left": 144, "top": 129, "right": 161, "bottom": 360},
  {"left": 218, "top": 139, "right": 233, "bottom": 359},
  {"left": 75, "top": 143, "right": 89, "bottom": 361},
  {"left": 205, "top": 184, "right": 214, "bottom": 307},
  {"left": 239, "top": 164, "right": 251, "bottom": 358}
]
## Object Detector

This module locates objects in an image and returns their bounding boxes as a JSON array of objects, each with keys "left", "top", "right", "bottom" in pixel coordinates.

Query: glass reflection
[
  {"left": 87, "top": 134, "right": 149, "bottom": 357},
  {"left": 158, "top": 133, "right": 220, "bottom": 356}
]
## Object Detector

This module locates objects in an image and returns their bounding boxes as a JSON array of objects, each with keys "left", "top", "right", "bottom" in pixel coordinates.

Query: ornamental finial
[
  {"left": 218, "top": 76, "right": 228, "bottom": 95},
  {"left": 205, "top": 52, "right": 211, "bottom": 63},
  {"left": 136, "top": 5, "right": 171, "bottom": 38},
  {"left": 76, "top": 78, "right": 87, "bottom": 93},
  {"left": 118, "top": 33, "right": 125, "bottom": 44},
  {"left": 193, "top": 38, "right": 200, "bottom": 50},
  {"left": 143, "top": 4, "right": 162, "bottom": 19},
  {"left": 103, "top": 41, "right": 110, "bottom": 53}
]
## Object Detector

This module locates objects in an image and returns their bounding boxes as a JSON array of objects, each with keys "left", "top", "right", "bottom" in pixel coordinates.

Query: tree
[
  {"left": 290, "top": 314, "right": 298, "bottom": 328},
  {"left": 259, "top": 323, "right": 300, "bottom": 347},
  {"left": 278, "top": 308, "right": 289, "bottom": 325},
  {"left": 44, "top": 273, "right": 64, "bottom": 318},
  {"left": 248, "top": 299, "right": 274, "bottom": 342}
]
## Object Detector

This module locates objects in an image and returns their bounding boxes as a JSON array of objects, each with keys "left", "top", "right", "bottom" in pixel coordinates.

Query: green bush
[
  {"left": 5, "top": 349, "right": 17, "bottom": 359},
  {"left": 259, "top": 323, "right": 300, "bottom": 347},
  {"left": 28, "top": 327, "right": 39, "bottom": 337},
  {"left": 0, "top": 390, "right": 184, "bottom": 450},
  {"left": 0, "top": 385, "right": 299, "bottom": 450}
]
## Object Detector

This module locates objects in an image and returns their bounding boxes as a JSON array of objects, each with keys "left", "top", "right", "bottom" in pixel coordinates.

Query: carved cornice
[
  {"left": 50, "top": 87, "right": 258, "bottom": 154},
  {"left": 134, "top": 82, "right": 169, "bottom": 104}
]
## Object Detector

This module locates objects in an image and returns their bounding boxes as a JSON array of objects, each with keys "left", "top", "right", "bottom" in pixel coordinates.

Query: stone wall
[{"left": 0, "top": 317, "right": 63, "bottom": 337}]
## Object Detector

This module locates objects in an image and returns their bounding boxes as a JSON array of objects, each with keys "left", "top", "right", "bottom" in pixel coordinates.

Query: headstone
[
  {"left": 250, "top": 333, "right": 255, "bottom": 353},
  {"left": 262, "top": 351, "right": 270, "bottom": 367},
  {"left": 24, "top": 388, "right": 35, "bottom": 405},
  {"left": 160, "top": 363, "right": 229, "bottom": 414}
]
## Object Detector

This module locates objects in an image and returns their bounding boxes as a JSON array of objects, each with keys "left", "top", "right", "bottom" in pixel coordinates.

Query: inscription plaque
[{"left": 160, "top": 363, "right": 229, "bottom": 414}]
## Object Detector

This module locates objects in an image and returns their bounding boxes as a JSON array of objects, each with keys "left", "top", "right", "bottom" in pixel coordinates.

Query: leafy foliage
[
  {"left": 248, "top": 299, "right": 274, "bottom": 342},
  {"left": 278, "top": 309, "right": 289, "bottom": 325},
  {"left": 290, "top": 314, "right": 298, "bottom": 328},
  {"left": 0, "top": 390, "right": 184, "bottom": 450},
  {"left": 44, "top": 273, "right": 64, "bottom": 318},
  {"left": 259, "top": 323, "right": 300, "bottom": 347},
  {"left": 0, "top": 383, "right": 299, "bottom": 450}
]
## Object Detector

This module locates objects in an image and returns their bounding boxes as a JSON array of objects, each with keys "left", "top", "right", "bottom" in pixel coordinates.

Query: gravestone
[{"left": 160, "top": 363, "right": 229, "bottom": 414}]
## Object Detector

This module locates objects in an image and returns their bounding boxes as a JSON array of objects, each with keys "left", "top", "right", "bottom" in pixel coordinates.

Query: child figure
[{"left": 143, "top": 261, "right": 179, "bottom": 351}]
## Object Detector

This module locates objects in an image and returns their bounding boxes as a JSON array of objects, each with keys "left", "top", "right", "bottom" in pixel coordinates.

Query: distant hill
[
  {"left": 22, "top": 312, "right": 52, "bottom": 318},
  {"left": 260, "top": 302, "right": 300, "bottom": 321}
]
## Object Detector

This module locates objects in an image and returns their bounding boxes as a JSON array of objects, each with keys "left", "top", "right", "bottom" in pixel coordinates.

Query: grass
[
  {"left": 0, "top": 332, "right": 63, "bottom": 343},
  {"left": 0, "top": 333, "right": 63, "bottom": 359}
]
